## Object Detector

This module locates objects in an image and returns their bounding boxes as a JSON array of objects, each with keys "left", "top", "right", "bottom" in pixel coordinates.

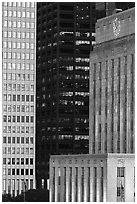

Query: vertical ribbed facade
[
  {"left": 2, "top": 2, "right": 36, "bottom": 196},
  {"left": 89, "top": 8, "right": 135, "bottom": 154}
]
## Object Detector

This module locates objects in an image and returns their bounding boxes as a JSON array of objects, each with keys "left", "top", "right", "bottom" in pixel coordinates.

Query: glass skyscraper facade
[{"left": 36, "top": 2, "right": 96, "bottom": 188}]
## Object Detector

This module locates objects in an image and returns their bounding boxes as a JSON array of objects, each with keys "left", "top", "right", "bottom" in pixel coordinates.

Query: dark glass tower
[{"left": 36, "top": 2, "right": 96, "bottom": 188}]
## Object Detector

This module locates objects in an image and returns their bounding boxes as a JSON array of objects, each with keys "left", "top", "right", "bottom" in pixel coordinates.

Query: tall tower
[
  {"left": 2, "top": 2, "right": 36, "bottom": 196},
  {"left": 36, "top": 2, "right": 96, "bottom": 188},
  {"left": 89, "top": 8, "right": 135, "bottom": 154}
]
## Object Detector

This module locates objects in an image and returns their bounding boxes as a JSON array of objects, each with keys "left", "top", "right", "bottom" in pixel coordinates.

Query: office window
[
  {"left": 117, "top": 167, "right": 125, "bottom": 202},
  {"left": 13, "top": 21, "right": 16, "bottom": 28},
  {"left": 31, "top": 95, "right": 34, "bottom": 102},
  {"left": 17, "top": 32, "right": 21, "bottom": 38},
  {"left": 26, "top": 95, "right": 29, "bottom": 102},
  {"left": 3, "top": 10, "right": 7, "bottom": 16},
  {"left": 31, "top": 23, "right": 35, "bottom": 29},
  {"left": 21, "top": 169, "right": 24, "bottom": 175},
  {"left": 16, "top": 169, "right": 19, "bottom": 175},
  {"left": 8, "top": 21, "right": 12, "bottom": 28},
  {"left": 3, "top": 158, "right": 6, "bottom": 164},
  {"left": 17, "top": 21, "right": 21, "bottom": 28},
  {"left": 21, "top": 126, "right": 25, "bottom": 133},
  {"left": 4, "top": 20, "right": 8, "bottom": 27},
  {"left": 22, "top": 12, "right": 26, "bottom": 18},
  {"left": 30, "top": 180, "right": 33, "bottom": 189},
  {"left": 13, "top": 11, "right": 16, "bottom": 17},
  {"left": 30, "top": 169, "right": 33, "bottom": 175}
]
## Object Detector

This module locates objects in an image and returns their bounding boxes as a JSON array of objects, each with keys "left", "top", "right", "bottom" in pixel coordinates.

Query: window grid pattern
[{"left": 2, "top": 2, "right": 36, "bottom": 196}]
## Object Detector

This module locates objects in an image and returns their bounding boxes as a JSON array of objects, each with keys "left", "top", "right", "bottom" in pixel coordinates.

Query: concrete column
[
  {"left": 120, "top": 56, "right": 125, "bottom": 153},
  {"left": 90, "top": 167, "right": 94, "bottom": 201},
  {"left": 60, "top": 167, "right": 64, "bottom": 202},
  {"left": 66, "top": 167, "right": 70, "bottom": 202},
  {"left": 54, "top": 167, "right": 58, "bottom": 202},
  {"left": 84, "top": 167, "right": 88, "bottom": 202},
  {"left": 49, "top": 166, "right": 53, "bottom": 202},
  {"left": 78, "top": 167, "right": 81, "bottom": 202},
  {"left": 107, "top": 58, "right": 112, "bottom": 152},
  {"left": 72, "top": 166, "right": 75, "bottom": 202},
  {"left": 103, "top": 164, "right": 107, "bottom": 202},
  {"left": 96, "top": 166, "right": 101, "bottom": 202}
]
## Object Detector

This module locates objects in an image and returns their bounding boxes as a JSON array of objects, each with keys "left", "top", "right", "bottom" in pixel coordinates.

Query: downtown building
[
  {"left": 36, "top": 2, "right": 96, "bottom": 188},
  {"left": 2, "top": 2, "right": 36, "bottom": 196},
  {"left": 49, "top": 7, "right": 135, "bottom": 202}
]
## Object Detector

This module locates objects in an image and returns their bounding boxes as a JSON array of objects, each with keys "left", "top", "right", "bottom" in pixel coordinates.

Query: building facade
[
  {"left": 89, "top": 7, "right": 135, "bottom": 154},
  {"left": 2, "top": 2, "right": 36, "bottom": 196},
  {"left": 50, "top": 154, "right": 135, "bottom": 202},
  {"left": 49, "top": 7, "right": 135, "bottom": 202},
  {"left": 36, "top": 2, "right": 96, "bottom": 188}
]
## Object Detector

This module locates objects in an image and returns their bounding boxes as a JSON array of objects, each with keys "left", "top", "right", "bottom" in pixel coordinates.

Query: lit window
[
  {"left": 26, "top": 43, "right": 30, "bottom": 49},
  {"left": 12, "top": 42, "right": 16, "bottom": 49},
  {"left": 3, "top": 53, "right": 7, "bottom": 59},
  {"left": 12, "top": 63, "right": 16, "bottom": 69},
  {"left": 17, "top": 32, "right": 21, "bottom": 38},
  {"left": 22, "top": 12, "right": 25, "bottom": 18},
  {"left": 31, "top": 43, "right": 34, "bottom": 49},
  {"left": 12, "top": 32, "right": 16, "bottom": 38},
  {"left": 3, "top": 31, "right": 7, "bottom": 38},
  {"left": 8, "top": 42, "right": 11, "bottom": 49},
  {"left": 8, "top": 2, "right": 12, "bottom": 6},
  {"left": 17, "top": 22, "right": 21, "bottom": 28},
  {"left": 26, "top": 2, "right": 30, "bottom": 7},
  {"left": 8, "top": 31, "right": 12, "bottom": 38},
  {"left": 26, "top": 33, "right": 30, "bottom": 38},
  {"left": 22, "top": 53, "right": 25, "bottom": 60},
  {"left": 31, "top": 33, "right": 34, "bottom": 39},
  {"left": 30, "top": 54, "right": 34, "bottom": 60},
  {"left": 26, "top": 64, "right": 29, "bottom": 70},
  {"left": 26, "top": 53, "right": 29, "bottom": 60},
  {"left": 26, "top": 22, "right": 30, "bottom": 28},
  {"left": 22, "top": 22, "right": 25, "bottom": 28},
  {"left": 30, "top": 64, "right": 34, "bottom": 70},
  {"left": 13, "top": 21, "right": 16, "bottom": 28},
  {"left": 3, "top": 42, "right": 7, "bottom": 48},
  {"left": 3, "top": 73, "right": 7, "bottom": 80},
  {"left": 31, "top": 23, "right": 34, "bottom": 29},
  {"left": 4, "top": 21, "right": 8, "bottom": 27},
  {"left": 31, "top": 12, "right": 35, "bottom": 18},
  {"left": 4, "top": 11, "right": 7, "bottom": 16},
  {"left": 12, "top": 74, "right": 16, "bottom": 80},
  {"left": 8, "top": 21, "right": 12, "bottom": 27},
  {"left": 10, "top": 52, "right": 15, "bottom": 60},
  {"left": 22, "top": 2, "right": 26, "bottom": 7},
  {"left": 13, "top": 11, "right": 16, "bottom": 17},
  {"left": 17, "top": 11, "right": 21, "bottom": 18},
  {"left": 17, "top": 42, "right": 21, "bottom": 49},
  {"left": 17, "top": 53, "right": 21, "bottom": 59},
  {"left": 31, "top": 2, "right": 35, "bottom": 7},
  {"left": 17, "top": 2, "right": 21, "bottom": 7}
]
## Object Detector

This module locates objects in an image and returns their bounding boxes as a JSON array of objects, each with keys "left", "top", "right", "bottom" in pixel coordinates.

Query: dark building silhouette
[{"left": 36, "top": 2, "right": 96, "bottom": 188}]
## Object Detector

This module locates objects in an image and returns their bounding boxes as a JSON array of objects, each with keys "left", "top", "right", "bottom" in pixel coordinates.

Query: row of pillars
[{"left": 50, "top": 165, "right": 107, "bottom": 202}]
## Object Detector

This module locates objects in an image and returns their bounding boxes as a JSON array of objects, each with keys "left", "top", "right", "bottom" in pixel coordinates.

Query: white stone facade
[{"left": 49, "top": 154, "right": 135, "bottom": 202}]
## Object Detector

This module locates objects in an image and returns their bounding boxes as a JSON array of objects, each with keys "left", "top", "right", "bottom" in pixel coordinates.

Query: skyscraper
[
  {"left": 36, "top": 2, "right": 96, "bottom": 188},
  {"left": 2, "top": 2, "right": 36, "bottom": 196}
]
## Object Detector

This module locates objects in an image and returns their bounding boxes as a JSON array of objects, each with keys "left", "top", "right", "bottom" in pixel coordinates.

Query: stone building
[{"left": 49, "top": 7, "right": 135, "bottom": 202}]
